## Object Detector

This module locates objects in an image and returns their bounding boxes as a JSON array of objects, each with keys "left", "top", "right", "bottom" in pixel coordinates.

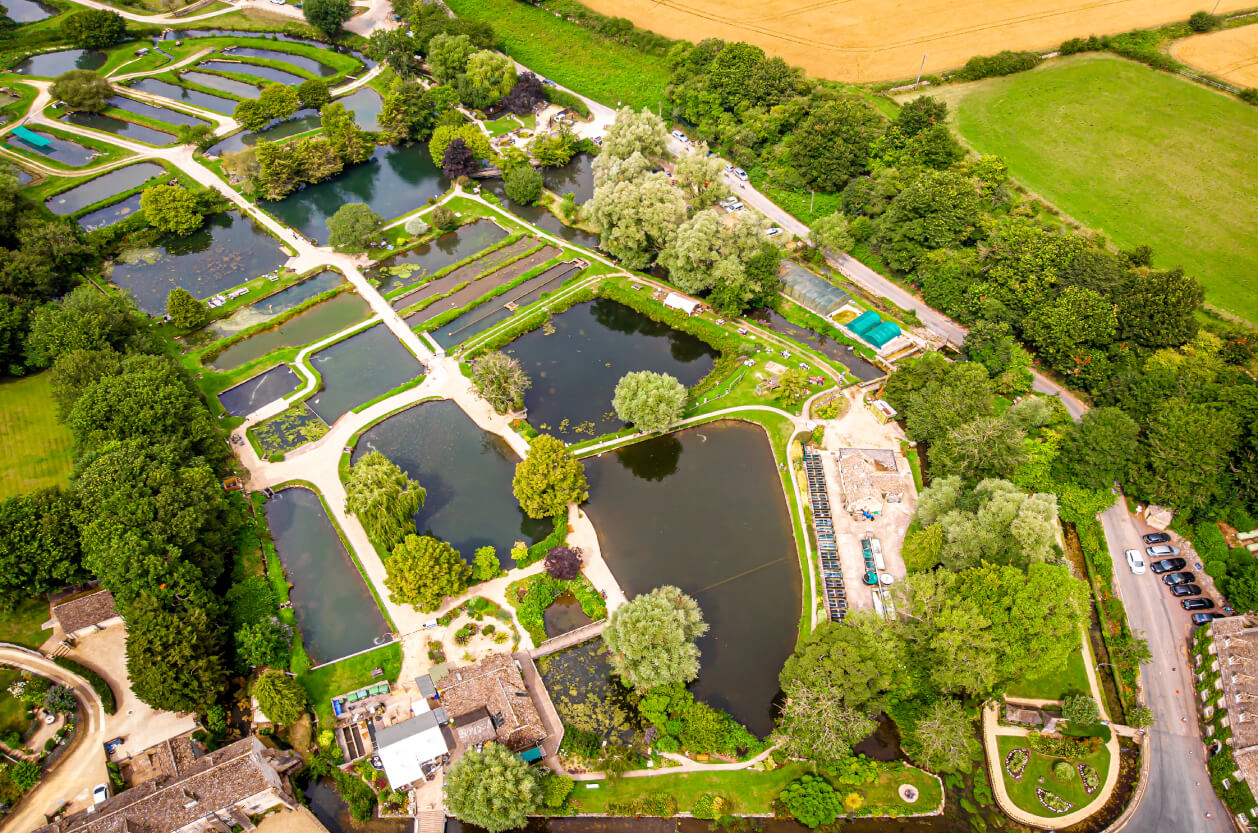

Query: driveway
[
  {"left": 0, "top": 647, "right": 107, "bottom": 833},
  {"left": 1101, "top": 504, "right": 1230, "bottom": 832}
]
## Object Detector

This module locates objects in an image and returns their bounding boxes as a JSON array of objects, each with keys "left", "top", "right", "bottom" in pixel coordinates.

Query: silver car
[{"left": 1146, "top": 544, "right": 1181, "bottom": 557}]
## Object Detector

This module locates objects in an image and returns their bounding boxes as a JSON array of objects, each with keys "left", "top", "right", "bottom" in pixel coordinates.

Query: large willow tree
[{"left": 345, "top": 450, "right": 425, "bottom": 547}]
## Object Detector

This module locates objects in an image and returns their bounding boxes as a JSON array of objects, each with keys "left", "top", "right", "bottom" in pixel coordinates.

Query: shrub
[
  {"left": 780, "top": 775, "right": 841, "bottom": 829},
  {"left": 404, "top": 216, "right": 430, "bottom": 236},
  {"left": 1005, "top": 748, "right": 1029, "bottom": 779},
  {"left": 692, "top": 792, "right": 730, "bottom": 820},
  {"left": 960, "top": 50, "right": 1041, "bottom": 81},
  {"left": 1194, "top": 521, "right": 1229, "bottom": 562},
  {"left": 1240, "top": 88, "right": 1258, "bottom": 106},
  {"left": 1026, "top": 731, "right": 1098, "bottom": 758},
  {"left": 1188, "top": 11, "right": 1220, "bottom": 31},
  {"left": 544, "top": 546, "right": 583, "bottom": 580},
  {"left": 52, "top": 657, "right": 117, "bottom": 714},
  {"left": 430, "top": 205, "right": 456, "bottom": 229},
  {"left": 1052, "top": 759, "right": 1074, "bottom": 781},
  {"left": 541, "top": 772, "right": 574, "bottom": 808},
  {"left": 504, "top": 166, "right": 544, "bottom": 204}
]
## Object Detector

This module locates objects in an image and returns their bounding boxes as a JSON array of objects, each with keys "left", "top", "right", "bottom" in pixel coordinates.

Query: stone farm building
[
  {"left": 436, "top": 653, "right": 546, "bottom": 755},
  {"left": 1198, "top": 615, "right": 1258, "bottom": 818},
  {"left": 50, "top": 588, "right": 122, "bottom": 640}
]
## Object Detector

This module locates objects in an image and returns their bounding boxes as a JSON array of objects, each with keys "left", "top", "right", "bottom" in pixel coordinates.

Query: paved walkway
[{"left": 570, "top": 744, "right": 780, "bottom": 781}]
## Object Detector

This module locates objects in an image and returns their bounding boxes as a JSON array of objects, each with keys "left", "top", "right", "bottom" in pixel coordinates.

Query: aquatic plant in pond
[
  {"left": 264, "top": 487, "right": 391, "bottom": 664},
  {"left": 12, "top": 49, "right": 106, "bottom": 76},
  {"left": 350, "top": 400, "right": 549, "bottom": 566},
  {"left": 305, "top": 324, "right": 423, "bottom": 423},
  {"left": 110, "top": 211, "right": 289, "bottom": 314},
  {"left": 250, "top": 402, "right": 329, "bottom": 457},
  {"left": 372, "top": 218, "right": 508, "bottom": 294},
  {"left": 583, "top": 421, "right": 800, "bottom": 736},
  {"left": 536, "top": 639, "right": 642, "bottom": 744},
  {"left": 208, "top": 292, "right": 370, "bottom": 370},
  {"left": 130, "top": 79, "right": 238, "bottom": 115},
  {"left": 45, "top": 162, "right": 164, "bottom": 216},
  {"left": 108, "top": 96, "right": 210, "bottom": 129},
  {"left": 77, "top": 194, "right": 143, "bottom": 231},
  {"left": 504, "top": 298, "right": 718, "bottom": 436},
  {"left": 218, "top": 364, "right": 302, "bottom": 417}
]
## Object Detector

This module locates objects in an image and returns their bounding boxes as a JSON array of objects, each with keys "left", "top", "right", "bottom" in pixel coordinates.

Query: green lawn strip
[
  {"left": 99, "top": 103, "right": 190, "bottom": 138},
  {"left": 1006, "top": 643, "right": 1091, "bottom": 701},
  {"left": 40, "top": 161, "right": 203, "bottom": 223},
  {"left": 1, "top": 123, "right": 134, "bottom": 171},
  {"left": 444, "top": 0, "right": 669, "bottom": 112},
  {"left": 349, "top": 375, "right": 427, "bottom": 414},
  {"left": 571, "top": 760, "right": 939, "bottom": 816},
  {"left": 146, "top": 69, "right": 247, "bottom": 102},
  {"left": 165, "top": 263, "right": 324, "bottom": 337},
  {"left": 0, "top": 373, "right": 75, "bottom": 499},
  {"left": 0, "top": 82, "right": 38, "bottom": 124},
  {"left": 777, "top": 287, "right": 904, "bottom": 351},
  {"left": 298, "top": 643, "right": 402, "bottom": 727},
  {"left": 995, "top": 734, "right": 1108, "bottom": 816},
  {"left": 949, "top": 53, "right": 1258, "bottom": 324},
  {"left": 900, "top": 441, "right": 923, "bottom": 491},
  {"left": 165, "top": 34, "right": 361, "bottom": 78},
  {"left": 381, "top": 231, "right": 524, "bottom": 302},
  {"left": 271, "top": 479, "right": 398, "bottom": 634},
  {"left": 0, "top": 596, "right": 53, "bottom": 650},
  {"left": 0, "top": 667, "right": 32, "bottom": 738},
  {"left": 416, "top": 253, "right": 567, "bottom": 332}
]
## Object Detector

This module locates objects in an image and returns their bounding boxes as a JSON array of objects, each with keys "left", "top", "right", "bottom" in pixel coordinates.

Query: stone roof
[
  {"left": 1005, "top": 704, "right": 1044, "bottom": 726},
  {"left": 51, "top": 589, "right": 118, "bottom": 634},
  {"left": 453, "top": 707, "right": 498, "bottom": 746},
  {"left": 836, "top": 448, "right": 903, "bottom": 510},
  {"left": 435, "top": 654, "right": 545, "bottom": 752},
  {"left": 33, "top": 736, "right": 287, "bottom": 833},
  {"left": 1210, "top": 617, "right": 1258, "bottom": 791}
]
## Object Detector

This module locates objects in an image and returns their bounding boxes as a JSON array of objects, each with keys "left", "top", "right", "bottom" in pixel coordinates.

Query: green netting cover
[{"left": 848, "top": 310, "right": 882, "bottom": 335}]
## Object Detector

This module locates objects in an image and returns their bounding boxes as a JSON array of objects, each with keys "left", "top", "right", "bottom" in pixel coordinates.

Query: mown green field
[
  {"left": 444, "top": 0, "right": 670, "bottom": 112},
  {"left": 947, "top": 54, "right": 1258, "bottom": 324},
  {"left": 0, "top": 373, "right": 74, "bottom": 499}
]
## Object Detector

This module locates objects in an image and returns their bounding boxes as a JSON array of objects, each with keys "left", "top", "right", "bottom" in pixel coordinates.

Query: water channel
[
  {"left": 217, "top": 363, "right": 301, "bottom": 416},
  {"left": 372, "top": 218, "right": 508, "bottom": 295},
  {"left": 59, "top": 112, "right": 176, "bottom": 146},
  {"left": 264, "top": 487, "right": 392, "bottom": 666},
  {"left": 480, "top": 178, "right": 601, "bottom": 251},
  {"left": 198, "top": 60, "right": 308, "bottom": 87},
  {"left": 583, "top": 421, "right": 800, "bottom": 736},
  {"left": 129, "top": 79, "right": 239, "bottom": 115},
  {"left": 350, "top": 400, "right": 549, "bottom": 567},
  {"left": 108, "top": 95, "right": 210, "bottom": 129},
  {"left": 221, "top": 46, "right": 341, "bottom": 76},
  {"left": 6, "top": 129, "right": 99, "bottom": 167},
  {"left": 44, "top": 162, "right": 164, "bottom": 216},
  {"left": 207, "top": 291, "right": 370, "bottom": 370},
  {"left": 110, "top": 211, "right": 289, "bottom": 314},
  {"left": 543, "top": 152, "right": 595, "bottom": 203},
  {"left": 306, "top": 324, "right": 423, "bottom": 423},
  {"left": 186, "top": 270, "right": 344, "bottom": 349},
  {"left": 266, "top": 143, "right": 448, "bottom": 241},
  {"left": 504, "top": 298, "right": 718, "bottom": 436},
  {"left": 12, "top": 49, "right": 106, "bottom": 76},
  {"left": 179, "top": 70, "right": 260, "bottom": 99}
]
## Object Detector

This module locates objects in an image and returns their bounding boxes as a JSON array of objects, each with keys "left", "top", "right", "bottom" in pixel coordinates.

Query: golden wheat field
[
  {"left": 1171, "top": 25, "right": 1258, "bottom": 88},
  {"left": 582, "top": 0, "right": 1254, "bottom": 82}
]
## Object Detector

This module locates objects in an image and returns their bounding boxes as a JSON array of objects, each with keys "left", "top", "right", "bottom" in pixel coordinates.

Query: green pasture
[{"left": 0, "top": 373, "right": 75, "bottom": 499}]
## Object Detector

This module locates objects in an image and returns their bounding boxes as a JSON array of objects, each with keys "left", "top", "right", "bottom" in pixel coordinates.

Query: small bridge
[{"left": 529, "top": 619, "right": 606, "bottom": 658}]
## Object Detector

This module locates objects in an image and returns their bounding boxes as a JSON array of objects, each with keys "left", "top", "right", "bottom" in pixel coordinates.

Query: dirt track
[
  {"left": 580, "top": 0, "right": 1254, "bottom": 82},
  {"left": 1172, "top": 24, "right": 1258, "bottom": 88}
]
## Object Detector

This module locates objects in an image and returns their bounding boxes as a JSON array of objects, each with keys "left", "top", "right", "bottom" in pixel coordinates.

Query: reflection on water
[
  {"left": 543, "top": 152, "right": 595, "bottom": 203},
  {"left": 6, "top": 129, "right": 99, "bottom": 167},
  {"left": 77, "top": 193, "right": 143, "bottom": 231},
  {"left": 59, "top": 112, "right": 176, "bottom": 146},
  {"left": 217, "top": 363, "right": 300, "bottom": 417},
  {"left": 45, "top": 162, "right": 164, "bottom": 216},
  {"left": 305, "top": 324, "right": 423, "bottom": 423},
  {"left": 12, "top": 49, "right": 106, "bottom": 76},
  {"left": 207, "top": 291, "right": 370, "bottom": 371},
  {"left": 108, "top": 95, "right": 209, "bottom": 129}
]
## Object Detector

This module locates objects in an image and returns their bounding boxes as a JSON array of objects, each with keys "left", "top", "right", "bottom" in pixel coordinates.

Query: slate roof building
[
  {"left": 435, "top": 654, "right": 546, "bottom": 754},
  {"left": 50, "top": 589, "right": 122, "bottom": 639}
]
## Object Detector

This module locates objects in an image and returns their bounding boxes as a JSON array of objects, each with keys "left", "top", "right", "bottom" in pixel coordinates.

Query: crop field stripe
[{"left": 0, "top": 373, "right": 75, "bottom": 499}]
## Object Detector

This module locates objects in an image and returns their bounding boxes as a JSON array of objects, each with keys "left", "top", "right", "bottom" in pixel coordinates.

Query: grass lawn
[
  {"left": 444, "top": 0, "right": 670, "bottom": 112},
  {"left": 0, "top": 667, "right": 32, "bottom": 741},
  {"left": 0, "top": 373, "right": 75, "bottom": 499},
  {"left": 946, "top": 54, "right": 1258, "bottom": 324},
  {"left": 1007, "top": 644, "right": 1091, "bottom": 702},
  {"left": 570, "top": 760, "right": 941, "bottom": 816},
  {"left": 298, "top": 643, "right": 402, "bottom": 727},
  {"left": 0, "top": 596, "right": 53, "bottom": 650},
  {"left": 996, "top": 734, "right": 1108, "bottom": 816}
]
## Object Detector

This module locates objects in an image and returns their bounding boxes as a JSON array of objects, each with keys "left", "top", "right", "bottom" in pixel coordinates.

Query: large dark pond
[
  {"left": 505, "top": 299, "right": 718, "bottom": 436},
  {"left": 45, "top": 162, "right": 164, "bottom": 216},
  {"left": 220, "top": 46, "right": 340, "bottom": 77},
  {"left": 266, "top": 143, "right": 449, "bottom": 241},
  {"left": 584, "top": 421, "right": 800, "bottom": 736},
  {"left": 5, "top": 0, "right": 54, "bottom": 23},
  {"left": 306, "top": 324, "right": 423, "bottom": 424},
  {"left": 59, "top": 112, "right": 176, "bottom": 146},
  {"left": 351, "top": 400, "right": 549, "bottom": 568},
  {"left": 6, "top": 129, "right": 99, "bottom": 167},
  {"left": 481, "top": 179, "right": 601, "bottom": 251},
  {"left": 110, "top": 211, "right": 289, "bottom": 314},
  {"left": 108, "top": 95, "right": 210, "bottom": 129},
  {"left": 207, "top": 292, "right": 370, "bottom": 370},
  {"left": 264, "top": 488, "right": 392, "bottom": 665},
  {"left": 372, "top": 218, "right": 508, "bottom": 294},
  {"left": 130, "top": 79, "right": 238, "bottom": 115},
  {"left": 544, "top": 152, "right": 595, "bottom": 203},
  {"left": 750, "top": 307, "right": 884, "bottom": 382},
  {"left": 198, "top": 59, "right": 307, "bottom": 87},
  {"left": 217, "top": 363, "right": 300, "bottom": 416},
  {"left": 77, "top": 193, "right": 143, "bottom": 231},
  {"left": 12, "top": 49, "right": 106, "bottom": 76}
]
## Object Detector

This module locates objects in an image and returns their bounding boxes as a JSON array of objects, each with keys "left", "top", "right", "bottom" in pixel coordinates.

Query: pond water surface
[
  {"left": 306, "top": 324, "right": 423, "bottom": 423},
  {"left": 108, "top": 95, "right": 210, "bottom": 129},
  {"left": 750, "top": 307, "right": 884, "bottom": 382},
  {"left": 264, "top": 488, "right": 392, "bottom": 665},
  {"left": 59, "top": 112, "right": 176, "bottom": 146},
  {"left": 45, "top": 162, "right": 164, "bottom": 216},
  {"left": 307, "top": 779, "right": 410, "bottom": 833},
  {"left": 480, "top": 180, "right": 601, "bottom": 250},
  {"left": 351, "top": 400, "right": 549, "bottom": 567},
  {"left": 544, "top": 152, "right": 595, "bottom": 203},
  {"left": 198, "top": 59, "right": 307, "bottom": 87},
  {"left": 6, "top": 130, "right": 99, "bottom": 167},
  {"left": 77, "top": 194, "right": 143, "bottom": 230},
  {"left": 110, "top": 211, "right": 288, "bottom": 314},
  {"left": 207, "top": 291, "right": 370, "bottom": 370},
  {"left": 505, "top": 299, "right": 717, "bottom": 436},
  {"left": 266, "top": 143, "right": 448, "bottom": 241},
  {"left": 217, "top": 363, "right": 301, "bottom": 416},
  {"left": 12, "top": 49, "right": 106, "bottom": 76},
  {"left": 130, "top": 79, "right": 238, "bottom": 114},
  {"left": 584, "top": 421, "right": 800, "bottom": 736},
  {"left": 221, "top": 46, "right": 340, "bottom": 76},
  {"left": 5, "top": 0, "right": 54, "bottom": 23},
  {"left": 186, "top": 270, "right": 344, "bottom": 348},
  {"left": 207, "top": 88, "right": 382, "bottom": 156},
  {"left": 372, "top": 218, "right": 508, "bottom": 294},
  {"left": 180, "top": 71, "right": 260, "bottom": 99}
]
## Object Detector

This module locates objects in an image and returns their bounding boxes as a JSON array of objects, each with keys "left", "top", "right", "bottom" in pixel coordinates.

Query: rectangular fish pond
[
  {"left": 12, "top": 49, "right": 106, "bottom": 76},
  {"left": 350, "top": 399, "right": 550, "bottom": 568},
  {"left": 44, "top": 162, "right": 165, "bottom": 216},
  {"left": 6, "top": 129, "right": 101, "bottom": 168},
  {"left": 305, "top": 324, "right": 423, "bottom": 424},
  {"left": 179, "top": 70, "right": 261, "bottom": 99},
  {"left": 429, "top": 262, "right": 582, "bottom": 350},
  {"left": 749, "top": 308, "right": 883, "bottom": 382},
  {"left": 59, "top": 112, "right": 176, "bottom": 146},
  {"left": 504, "top": 298, "right": 718, "bottom": 437},
  {"left": 129, "top": 79, "right": 239, "bottom": 115},
  {"left": 110, "top": 210, "right": 289, "bottom": 314},
  {"left": 207, "top": 290, "right": 370, "bottom": 370},
  {"left": 220, "top": 46, "right": 341, "bottom": 77},
  {"left": 197, "top": 60, "right": 308, "bottom": 87},
  {"left": 406, "top": 244, "right": 559, "bottom": 327},
  {"left": 265, "top": 144, "right": 449, "bottom": 241},
  {"left": 536, "top": 638, "right": 644, "bottom": 744},
  {"left": 373, "top": 218, "right": 507, "bottom": 294},
  {"left": 583, "top": 421, "right": 801, "bottom": 737},
  {"left": 184, "top": 270, "right": 344, "bottom": 349},
  {"left": 77, "top": 194, "right": 143, "bottom": 231},
  {"left": 107, "top": 95, "right": 210, "bottom": 129},
  {"left": 391, "top": 237, "right": 534, "bottom": 312},
  {"left": 217, "top": 363, "right": 302, "bottom": 417},
  {"left": 264, "top": 487, "right": 392, "bottom": 665},
  {"left": 206, "top": 89, "right": 382, "bottom": 156}
]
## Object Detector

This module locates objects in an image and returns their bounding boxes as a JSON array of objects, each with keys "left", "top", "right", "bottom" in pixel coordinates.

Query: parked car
[
  {"left": 733, "top": 167, "right": 749, "bottom": 181},
  {"left": 1182, "top": 598, "right": 1216, "bottom": 611},
  {"left": 1162, "top": 571, "right": 1196, "bottom": 586},
  {"left": 1192, "top": 612, "right": 1226, "bottom": 625},
  {"left": 1170, "top": 584, "right": 1202, "bottom": 597},
  {"left": 93, "top": 784, "right": 108, "bottom": 805},
  {"left": 1149, "top": 557, "right": 1186, "bottom": 574},
  {"left": 1147, "top": 544, "right": 1181, "bottom": 557},
  {"left": 726, "top": 201, "right": 744, "bottom": 212},
  {"left": 766, "top": 227, "right": 784, "bottom": 237},
  {"left": 1125, "top": 549, "right": 1146, "bottom": 574},
  {"left": 671, "top": 129, "right": 688, "bottom": 143},
  {"left": 719, "top": 196, "right": 738, "bottom": 207},
  {"left": 1143, "top": 532, "right": 1171, "bottom": 545}
]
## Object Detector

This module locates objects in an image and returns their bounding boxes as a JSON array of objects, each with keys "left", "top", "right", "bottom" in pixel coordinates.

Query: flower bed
[
  {"left": 1078, "top": 762, "right": 1099, "bottom": 794},
  {"left": 1036, "top": 787, "right": 1074, "bottom": 814},
  {"left": 1005, "top": 748, "right": 1029, "bottom": 781}
]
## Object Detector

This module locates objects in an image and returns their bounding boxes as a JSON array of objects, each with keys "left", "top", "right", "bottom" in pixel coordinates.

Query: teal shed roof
[
  {"left": 865, "top": 320, "right": 902, "bottom": 348},
  {"left": 12, "top": 125, "right": 50, "bottom": 148},
  {"left": 848, "top": 310, "right": 881, "bottom": 335}
]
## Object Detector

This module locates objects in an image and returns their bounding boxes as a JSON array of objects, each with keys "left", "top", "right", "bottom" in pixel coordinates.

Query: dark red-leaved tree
[
  {"left": 544, "top": 546, "right": 583, "bottom": 580},
  {"left": 503, "top": 72, "right": 545, "bottom": 115},
  {"left": 442, "top": 138, "right": 479, "bottom": 179}
]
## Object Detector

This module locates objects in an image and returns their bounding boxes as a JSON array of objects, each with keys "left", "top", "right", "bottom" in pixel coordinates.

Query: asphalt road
[{"left": 1101, "top": 506, "right": 1230, "bottom": 832}]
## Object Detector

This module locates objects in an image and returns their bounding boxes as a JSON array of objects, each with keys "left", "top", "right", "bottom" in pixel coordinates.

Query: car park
[
  {"left": 1182, "top": 598, "right": 1216, "bottom": 611},
  {"left": 1170, "top": 583, "right": 1201, "bottom": 597},
  {"left": 1147, "top": 544, "right": 1181, "bottom": 557},
  {"left": 719, "top": 196, "right": 738, "bottom": 208},
  {"left": 1162, "top": 571, "right": 1195, "bottom": 586},
  {"left": 1192, "top": 612, "right": 1226, "bottom": 625},
  {"left": 726, "top": 201, "right": 744, "bottom": 212},
  {"left": 1125, "top": 549, "right": 1146, "bottom": 574},
  {"left": 1143, "top": 532, "right": 1171, "bottom": 545},
  {"left": 1149, "top": 557, "right": 1186, "bottom": 574}
]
